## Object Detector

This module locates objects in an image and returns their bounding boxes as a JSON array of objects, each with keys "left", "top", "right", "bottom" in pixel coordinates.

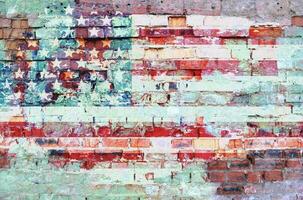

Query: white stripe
[
  {"left": 131, "top": 75, "right": 286, "bottom": 92},
  {"left": 128, "top": 45, "right": 303, "bottom": 60},
  {"left": 0, "top": 106, "right": 291, "bottom": 123}
]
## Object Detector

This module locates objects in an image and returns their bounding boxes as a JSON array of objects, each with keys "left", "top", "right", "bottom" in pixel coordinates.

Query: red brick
[
  {"left": 276, "top": 138, "right": 301, "bottom": 148},
  {"left": 291, "top": 16, "right": 303, "bottom": 27},
  {"left": 0, "top": 18, "right": 11, "bottom": 28},
  {"left": 208, "top": 171, "right": 225, "bottom": 182},
  {"left": 75, "top": 28, "right": 89, "bottom": 38},
  {"left": 249, "top": 26, "right": 283, "bottom": 38},
  {"left": 253, "top": 159, "right": 285, "bottom": 169},
  {"left": 102, "top": 138, "right": 129, "bottom": 148},
  {"left": 177, "top": 151, "right": 195, "bottom": 161},
  {"left": 229, "top": 159, "right": 250, "bottom": 169},
  {"left": 12, "top": 19, "right": 28, "bottom": 28},
  {"left": 208, "top": 160, "right": 228, "bottom": 170},
  {"left": 122, "top": 151, "right": 144, "bottom": 161},
  {"left": 130, "top": 138, "right": 151, "bottom": 148},
  {"left": 228, "top": 139, "right": 243, "bottom": 149},
  {"left": 247, "top": 171, "right": 263, "bottom": 183},
  {"left": 286, "top": 159, "right": 302, "bottom": 168},
  {"left": 264, "top": 170, "right": 283, "bottom": 182},
  {"left": 254, "top": 60, "right": 278, "bottom": 76},
  {"left": 226, "top": 171, "right": 247, "bottom": 183},
  {"left": 0, "top": 157, "right": 9, "bottom": 168}
]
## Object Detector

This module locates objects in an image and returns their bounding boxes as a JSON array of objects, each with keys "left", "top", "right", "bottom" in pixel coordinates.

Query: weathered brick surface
[{"left": 0, "top": 0, "right": 302, "bottom": 199}]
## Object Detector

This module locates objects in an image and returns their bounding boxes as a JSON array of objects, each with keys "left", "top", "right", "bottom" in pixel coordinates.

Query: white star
[
  {"left": 77, "top": 59, "right": 86, "bottom": 68},
  {"left": 52, "top": 38, "right": 60, "bottom": 47},
  {"left": 4, "top": 79, "right": 11, "bottom": 89},
  {"left": 52, "top": 58, "right": 61, "bottom": 69},
  {"left": 77, "top": 15, "right": 87, "bottom": 26},
  {"left": 102, "top": 16, "right": 111, "bottom": 26},
  {"left": 39, "top": 49, "right": 49, "bottom": 58},
  {"left": 40, "top": 68, "right": 49, "bottom": 79},
  {"left": 89, "top": 27, "right": 99, "bottom": 37},
  {"left": 65, "top": 48, "right": 74, "bottom": 58},
  {"left": 27, "top": 81, "right": 36, "bottom": 91},
  {"left": 90, "top": 48, "right": 99, "bottom": 58},
  {"left": 15, "top": 68, "right": 24, "bottom": 79},
  {"left": 52, "top": 80, "right": 62, "bottom": 91},
  {"left": 39, "top": 90, "right": 51, "bottom": 101},
  {"left": 65, "top": 5, "right": 73, "bottom": 15},
  {"left": 115, "top": 48, "right": 124, "bottom": 59}
]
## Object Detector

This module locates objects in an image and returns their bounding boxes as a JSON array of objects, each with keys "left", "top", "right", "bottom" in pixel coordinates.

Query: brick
[
  {"left": 102, "top": 138, "right": 129, "bottom": 148},
  {"left": 122, "top": 150, "right": 144, "bottom": 161},
  {"left": 276, "top": 138, "right": 301, "bottom": 148},
  {"left": 208, "top": 160, "right": 228, "bottom": 170},
  {"left": 229, "top": 159, "right": 250, "bottom": 169},
  {"left": 168, "top": 16, "right": 187, "bottom": 27},
  {"left": 264, "top": 149, "right": 284, "bottom": 158},
  {"left": 217, "top": 184, "right": 244, "bottom": 195},
  {"left": 253, "top": 159, "right": 285, "bottom": 169},
  {"left": 171, "top": 139, "right": 192, "bottom": 148},
  {"left": 292, "top": 16, "right": 303, "bottom": 26},
  {"left": 264, "top": 170, "right": 283, "bottom": 181},
  {"left": 284, "top": 169, "right": 303, "bottom": 180},
  {"left": 131, "top": 15, "right": 168, "bottom": 26},
  {"left": 286, "top": 159, "right": 302, "bottom": 168},
  {"left": 130, "top": 138, "right": 151, "bottom": 148},
  {"left": 75, "top": 28, "right": 89, "bottom": 38},
  {"left": 228, "top": 139, "right": 243, "bottom": 149},
  {"left": 226, "top": 171, "right": 247, "bottom": 183},
  {"left": 0, "top": 18, "right": 11, "bottom": 28},
  {"left": 249, "top": 26, "right": 283, "bottom": 38},
  {"left": 193, "top": 138, "right": 219, "bottom": 150},
  {"left": 3, "top": 28, "right": 26, "bottom": 39},
  {"left": 11, "top": 19, "right": 28, "bottom": 29},
  {"left": 82, "top": 138, "right": 100, "bottom": 148},
  {"left": 203, "top": 16, "right": 253, "bottom": 28},
  {"left": 247, "top": 171, "right": 263, "bottom": 183},
  {"left": 284, "top": 149, "right": 301, "bottom": 158},
  {"left": 208, "top": 171, "right": 225, "bottom": 182}
]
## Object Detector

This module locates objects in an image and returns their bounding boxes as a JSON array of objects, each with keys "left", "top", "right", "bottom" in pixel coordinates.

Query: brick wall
[{"left": 0, "top": 0, "right": 303, "bottom": 199}]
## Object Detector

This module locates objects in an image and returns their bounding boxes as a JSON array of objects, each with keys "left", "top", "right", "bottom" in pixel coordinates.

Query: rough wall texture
[{"left": 0, "top": 0, "right": 303, "bottom": 199}]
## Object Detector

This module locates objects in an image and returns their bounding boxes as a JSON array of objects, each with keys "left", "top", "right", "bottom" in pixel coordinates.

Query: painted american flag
[{"left": 0, "top": 0, "right": 302, "bottom": 199}]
